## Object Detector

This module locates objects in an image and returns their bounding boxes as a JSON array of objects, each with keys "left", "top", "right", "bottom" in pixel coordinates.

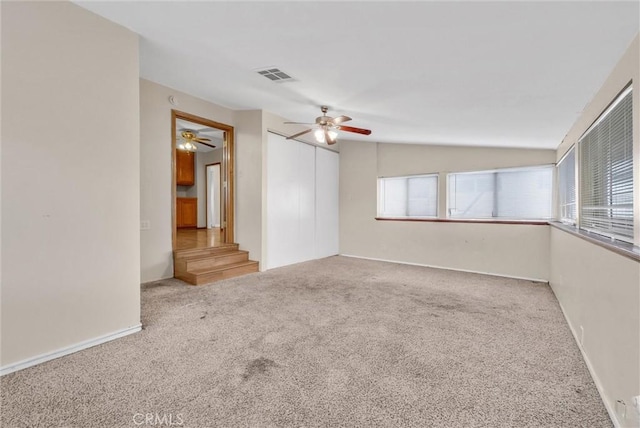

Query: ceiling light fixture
[
  {"left": 314, "top": 128, "right": 338, "bottom": 144},
  {"left": 178, "top": 140, "right": 197, "bottom": 152},
  {"left": 178, "top": 130, "right": 204, "bottom": 152}
]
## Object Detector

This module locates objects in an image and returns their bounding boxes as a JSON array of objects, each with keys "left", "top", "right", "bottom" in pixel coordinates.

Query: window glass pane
[
  {"left": 448, "top": 172, "right": 496, "bottom": 218},
  {"left": 448, "top": 166, "right": 553, "bottom": 220},
  {"left": 378, "top": 174, "right": 438, "bottom": 218},
  {"left": 557, "top": 148, "right": 576, "bottom": 224},
  {"left": 407, "top": 176, "right": 438, "bottom": 217},
  {"left": 579, "top": 88, "right": 633, "bottom": 242},
  {"left": 380, "top": 177, "right": 407, "bottom": 217},
  {"left": 497, "top": 167, "right": 553, "bottom": 219}
]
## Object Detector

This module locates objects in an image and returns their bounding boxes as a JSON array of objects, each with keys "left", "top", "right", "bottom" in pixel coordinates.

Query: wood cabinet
[
  {"left": 176, "top": 149, "right": 195, "bottom": 185},
  {"left": 177, "top": 197, "right": 197, "bottom": 228}
]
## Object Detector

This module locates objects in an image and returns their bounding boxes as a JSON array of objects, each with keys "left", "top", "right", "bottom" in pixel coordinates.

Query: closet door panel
[
  {"left": 297, "top": 142, "right": 316, "bottom": 264},
  {"left": 315, "top": 148, "right": 339, "bottom": 258},
  {"left": 266, "top": 132, "right": 339, "bottom": 270},
  {"left": 266, "top": 133, "right": 300, "bottom": 269}
]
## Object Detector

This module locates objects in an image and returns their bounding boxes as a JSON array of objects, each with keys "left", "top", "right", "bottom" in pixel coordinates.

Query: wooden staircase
[{"left": 173, "top": 243, "right": 259, "bottom": 285}]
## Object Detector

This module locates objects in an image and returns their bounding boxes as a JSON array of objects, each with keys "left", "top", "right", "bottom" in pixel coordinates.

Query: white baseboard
[
  {"left": 340, "top": 254, "right": 548, "bottom": 283},
  {"left": 551, "top": 295, "right": 621, "bottom": 427},
  {"left": 0, "top": 324, "right": 142, "bottom": 376}
]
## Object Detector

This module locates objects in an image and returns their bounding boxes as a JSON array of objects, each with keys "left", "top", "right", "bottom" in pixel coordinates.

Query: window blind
[
  {"left": 379, "top": 174, "right": 438, "bottom": 218},
  {"left": 557, "top": 148, "right": 576, "bottom": 224},
  {"left": 579, "top": 87, "right": 633, "bottom": 242},
  {"left": 448, "top": 166, "right": 553, "bottom": 220}
]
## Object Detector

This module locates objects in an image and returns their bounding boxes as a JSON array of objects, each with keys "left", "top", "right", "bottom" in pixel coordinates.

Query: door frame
[
  {"left": 205, "top": 162, "right": 222, "bottom": 230},
  {"left": 171, "top": 110, "right": 235, "bottom": 250}
]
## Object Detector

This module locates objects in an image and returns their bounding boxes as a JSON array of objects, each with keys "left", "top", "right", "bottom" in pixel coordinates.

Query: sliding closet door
[
  {"left": 298, "top": 143, "right": 317, "bottom": 263},
  {"left": 266, "top": 133, "right": 316, "bottom": 270},
  {"left": 315, "top": 148, "right": 339, "bottom": 258}
]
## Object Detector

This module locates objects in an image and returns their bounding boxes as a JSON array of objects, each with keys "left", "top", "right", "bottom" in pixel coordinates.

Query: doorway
[{"left": 171, "top": 110, "right": 235, "bottom": 252}]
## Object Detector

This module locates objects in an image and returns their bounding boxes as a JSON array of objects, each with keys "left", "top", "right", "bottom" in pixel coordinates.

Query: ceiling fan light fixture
[
  {"left": 285, "top": 106, "right": 370, "bottom": 145},
  {"left": 314, "top": 129, "right": 325, "bottom": 143},
  {"left": 314, "top": 128, "right": 338, "bottom": 144}
]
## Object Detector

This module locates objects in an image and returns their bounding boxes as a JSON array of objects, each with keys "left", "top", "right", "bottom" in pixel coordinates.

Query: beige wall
[
  {"left": 1, "top": 2, "right": 140, "bottom": 367},
  {"left": 340, "top": 141, "right": 556, "bottom": 280},
  {"left": 234, "top": 110, "right": 264, "bottom": 269},
  {"left": 550, "top": 35, "right": 640, "bottom": 427},
  {"left": 550, "top": 229, "right": 639, "bottom": 426},
  {"left": 140, "top": 79, "right": 235, "bottom": 282}
]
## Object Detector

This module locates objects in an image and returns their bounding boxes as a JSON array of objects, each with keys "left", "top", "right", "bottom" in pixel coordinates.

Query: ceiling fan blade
[
  {"left": 332, "top": 115, "right": 352, "bottom": 125},
  {"left": 325, "top": 129, "right": 337, "bottom": 145},
  {"left": 286, "top": 128, "right": 312, "bottom": 140},
  {"left": 198, "top": 141, "right": 217, "bottom": 149},
  {"left": 284, "top": 121, "right": 315, "bottom": 125},
  {"left": 337, "top": 125, "right": 372, "bottom": 135},
  {"left": 194, "top": 137, "right": 211, "bottom": 142}
]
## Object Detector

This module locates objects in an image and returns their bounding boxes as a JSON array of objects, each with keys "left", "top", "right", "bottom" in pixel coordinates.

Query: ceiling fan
[
  {"left": 284, "top": 106, "right": 371, "bottom": 145},
  {"left": 177, "top": 129, "right": 215, "bottom": 151}
]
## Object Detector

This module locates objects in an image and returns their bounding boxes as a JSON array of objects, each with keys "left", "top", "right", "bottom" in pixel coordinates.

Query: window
[
  {"left": 378, "top": 174, "right": 438, "bottom": 218},
  {"left": 447, "top": 165, "right": 553, "bottom": 220},
  {"left": 557, "top": 147, "right": 576, "bottom": 224},
  {"left": 579, "top": 86, "right": 633, "bottom": 242}
]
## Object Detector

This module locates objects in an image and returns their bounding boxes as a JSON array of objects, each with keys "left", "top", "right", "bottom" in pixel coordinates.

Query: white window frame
[
  {"left": 377, "top": 173, "right": 439, "bottom": 219},
  {"left": 446, "top": 165, "right": 554, "bottom": 221}
]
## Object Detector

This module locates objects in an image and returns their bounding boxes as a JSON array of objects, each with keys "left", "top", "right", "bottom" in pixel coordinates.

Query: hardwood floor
[{"left": 176, "top": 228, "right": 224, "bottom": 250}]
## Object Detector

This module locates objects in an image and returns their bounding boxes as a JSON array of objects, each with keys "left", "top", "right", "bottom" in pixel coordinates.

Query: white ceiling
[{"left": 77, "top": 1, "right": 638, "bottom": 149}]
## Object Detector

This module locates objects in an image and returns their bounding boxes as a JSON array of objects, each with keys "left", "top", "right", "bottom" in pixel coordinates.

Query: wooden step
[
  {"left": 174, "top": 243, "right": 239, "bottom": 260},
  {"left": 175, "top": 250, "right": 249, "bottom": 271},
  {"left": 175, "top": 260, "right": 259, "bottom": 286}
]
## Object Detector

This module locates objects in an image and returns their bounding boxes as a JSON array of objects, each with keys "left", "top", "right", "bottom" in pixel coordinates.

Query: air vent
[{"left": 256, "top": 67, "right": 294, "bottom": 82}]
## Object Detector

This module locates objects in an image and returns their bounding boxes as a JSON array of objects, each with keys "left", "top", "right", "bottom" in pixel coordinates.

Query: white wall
[
  {"left": 140, "top": 79, "right": 234, "bottom": 282},
  {"left": 340, "top": 141, "right": 556, "bottom": 281},
  {"left": 550, "top": 34, "right": 640, "bottom": 427},
  {"left": 1, "top": 2, "right": 140, "bottom": 369}
]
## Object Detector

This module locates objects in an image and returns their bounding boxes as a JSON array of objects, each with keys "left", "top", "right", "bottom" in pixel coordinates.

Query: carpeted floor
[{"left": 1, "top": 256, "right": 611, "bottom": 427}]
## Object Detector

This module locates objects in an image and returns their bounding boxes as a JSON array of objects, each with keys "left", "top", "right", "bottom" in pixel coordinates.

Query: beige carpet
[{"left": 1, "top": 256, "right": 611, "bottom": 427}]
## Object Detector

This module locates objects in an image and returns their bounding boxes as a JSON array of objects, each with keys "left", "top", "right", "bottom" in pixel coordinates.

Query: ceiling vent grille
[{"left": 256, "top": 67, "right": 294, "bottom": 82}]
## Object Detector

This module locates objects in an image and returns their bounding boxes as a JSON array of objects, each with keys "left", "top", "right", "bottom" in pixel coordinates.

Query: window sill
[
  {"left": 549, "top": 222, "right": 640, "bottom": 262},
  {"left": 375, "top": 217, "right": 549, "bottom": 226}
]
